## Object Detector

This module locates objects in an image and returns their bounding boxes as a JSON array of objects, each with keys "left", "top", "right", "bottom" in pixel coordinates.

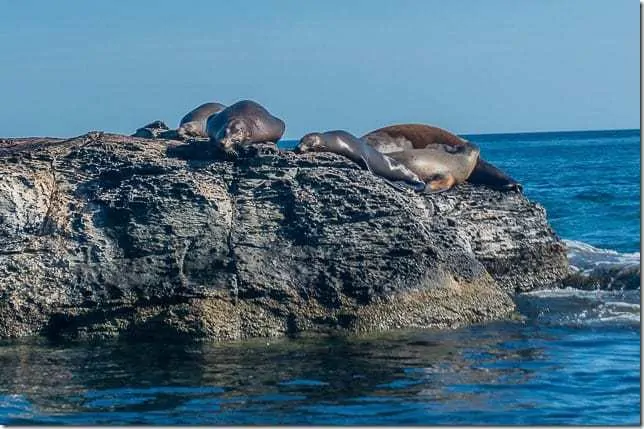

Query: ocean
[{"left": 0, "top": 129, "right": 640, "bottom": 425}]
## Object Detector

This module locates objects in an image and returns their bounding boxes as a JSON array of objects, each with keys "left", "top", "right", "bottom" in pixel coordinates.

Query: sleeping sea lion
[
  {"left": 295, "top": 130, "right": 426, "bottom": 192},
  {"left": 206, "top": 100, "right": 285, "bottom": 156},
  {"left": 361, "top": 124, "right": 522, "bottom": 191}
]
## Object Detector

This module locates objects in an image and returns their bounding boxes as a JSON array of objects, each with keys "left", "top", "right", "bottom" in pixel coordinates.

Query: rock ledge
[{"left": 0, "top": 133, "right": 568, "bottom": 341}]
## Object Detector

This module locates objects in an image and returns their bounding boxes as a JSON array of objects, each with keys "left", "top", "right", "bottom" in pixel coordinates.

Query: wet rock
[
  {"left": 0, "top": 133, "right": 568, "bottom": 341},
  {"left": 563, "top": 264, "right": 641, "bottom": 291}
]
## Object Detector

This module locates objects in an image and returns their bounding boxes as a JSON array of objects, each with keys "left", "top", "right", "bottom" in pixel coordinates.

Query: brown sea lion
[
  {"left": 295, "top": 130, "right": 426, "bottom": 192},
  {"left": 206, "top": 100, "right": 285, "bottom": 156},
  {"left": 386, "top": 143, "right": 480, "bottom": 192},
  {"left": 361, "top": 124, "right": 522, "bottom": 192},
  {"left": 178, "top": 102, "right": 226, "bottom": 138}
]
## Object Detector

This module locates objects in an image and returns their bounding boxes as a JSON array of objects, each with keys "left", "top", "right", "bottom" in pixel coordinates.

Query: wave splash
[
  {"left": 518, "top": 287, "right": 640, "bottom": 327},
  {"left": 564, "top": 239, "right": 640, "bottom": 272},
  {"left": 516, "top": 239, "right": 640, "bottom": 327},
  {"left": 562, "top": 239, "right": 640, "bottom": 291}
]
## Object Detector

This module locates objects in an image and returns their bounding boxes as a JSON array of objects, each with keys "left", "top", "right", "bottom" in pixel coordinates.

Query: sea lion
[
  {"left": 178, "top": 102, "right": 226, "bottom": 138},
  {"left": 362, "top": 124, "right": 467, "bottom": 153},
  {"left": 386, "top": 143, "right": 480, "bottom": 192},
  {"left": 361, "top": 124, "right": 522, "bottom": 191},
  {"left": 206, "top": 100, "right": 285, "bottom": 156},
  {"left": 294, "top": 130, "right": 426, "bottom": 192}
]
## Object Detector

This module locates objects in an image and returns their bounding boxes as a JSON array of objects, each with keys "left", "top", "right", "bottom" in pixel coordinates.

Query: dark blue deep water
[{"left": 0, "top": 129, "right": 640, "bottom": 425}]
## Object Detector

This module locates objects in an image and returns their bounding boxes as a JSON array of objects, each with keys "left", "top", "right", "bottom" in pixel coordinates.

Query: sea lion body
[
  {"left": 206, "top": 100, "right": 285, "bottom": 155},
  {"left": 362, "top": 124, "right": 467, "bottom": 153},
  {"left": 361, "top": 124, "right": 522, "bottom": 191},
  {"left": 386, "top": 144, "right": 480, "bottom": 192},
  {"left": 295, "top": 130, "right": 426, "bottom": 192},
  {"left": 178, "top": 102, "right": 226, "bottom": 138}
]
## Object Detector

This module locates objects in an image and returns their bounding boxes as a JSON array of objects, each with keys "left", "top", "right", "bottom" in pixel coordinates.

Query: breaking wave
[
  {"left": 562, "top": 239, "right": 640, "bottom": 291},
  {"left": 516, "top": 240, "right": 640, "bottom": 327},
  {"left": 564, "top": 239, "right": 640, "bottom": 273},
  {"left": 517, "top": 287, "right": 640, "bottom": 327}
]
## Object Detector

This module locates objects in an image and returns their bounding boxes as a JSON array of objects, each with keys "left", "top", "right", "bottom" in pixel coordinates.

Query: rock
[
  {"left": 143, "top": 120, "right": 169, "bottom": 130},
  {"left": 131, "top": 127, "right": 156, "bottom": 139},
  {"left": 563, "top": 264, "right": 641, "bottom": 291},
  {"left": 0, "top": 133, "right": 568, "bottom": 341},
  {"left": 431, "top": 187, "right": 569, "bottom": 293},
  {"left": 131, "top": 120, "right": 179, "bottom": 140}
]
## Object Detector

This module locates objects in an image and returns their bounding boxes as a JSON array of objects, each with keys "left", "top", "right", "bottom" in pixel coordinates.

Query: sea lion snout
[
  {"left": 217, "top": 121, "right": 248, "bottom": 149},
  {"left": 296, "top": 133, "right": 324, "bottom": 153},
  {"left": 179, "top": 102, "right": 226, "bottom": 138}
]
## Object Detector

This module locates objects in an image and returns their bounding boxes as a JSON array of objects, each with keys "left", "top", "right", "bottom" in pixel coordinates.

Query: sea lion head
[
  {"left": 217, "top": 119, "right": 249, "bottom": 152},
  {"left": 440, "top": 142, "right": 481, "bottom": 173},
  {"left": 177, "top": 121, "right": 202, "bottom": 139},
  {"left": 440, "top": 141, "right": 480, "bottom": 158},
  {"left": 294, "top": 132, "right": 325, "bottom": 153},
  {"left": 452, "top": 142, "right": 480, "bottom": 178}
]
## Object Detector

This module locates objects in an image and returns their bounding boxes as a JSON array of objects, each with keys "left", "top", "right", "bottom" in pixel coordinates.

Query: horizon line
[
  {"left": 459, "top": 127, "right": 640, "bottom": 137},
  {"left": 2, "top": 127, "right": 640, "bottom": 141},
  {"left": 280, "top": 127, "right": 640, "bottom": 140}
]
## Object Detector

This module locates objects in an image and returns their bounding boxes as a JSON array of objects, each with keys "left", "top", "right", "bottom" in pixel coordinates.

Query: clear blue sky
[{"left": 0, "top": 0, "right": 638, "bottom": 138}]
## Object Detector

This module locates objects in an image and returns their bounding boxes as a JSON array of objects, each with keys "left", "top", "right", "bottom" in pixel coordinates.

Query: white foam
[
  {"left": 519, "top": 287, "right": 640, "bottom": 327},
  {"left": 564, "top": 239, "right": 640, "bottom": 272},
  {"left": 603, "top": 301, "right": 641, "bottom": 310},
  {"left": 523, "top": 287, "right": 606, "bottom": 299},
  {"left": 562, "top": 311, "right": 641, "bottom": 327},
  {"left": 592, "top": 313, "right": 641, "bottom": 324},
  {"left": 586, "top": 301, "right": 641, "bottom": 325}
]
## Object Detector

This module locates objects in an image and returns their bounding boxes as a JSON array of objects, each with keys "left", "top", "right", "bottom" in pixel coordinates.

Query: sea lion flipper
[
  {"left": 424, "top": 187, "right": 449, "bottom": 194},
  {"left": 424, "top": 174, "right": 456, "bottom": 194},
  {"left": 360, "top": 154, "right": 403, "bottom": 191},
  {"left": 359, "top": 153, "right": 375, "bottom": 174},
  {"left": 468, "top": 158, "right": 522, "bottom": 192},
  {"left": 383, "top": 179, "right": 424, "bottom": 193},
  {"left": 382, "top": 179, "right": 405, "bottom": 191},
  {"left": 360, "top": 153, "right": 425, "bottom": 192}
]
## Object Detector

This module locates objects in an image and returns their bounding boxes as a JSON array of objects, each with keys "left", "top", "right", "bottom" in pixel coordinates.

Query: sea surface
[{"left": 0, "top": 129, "right": 640, "bottom": 425}]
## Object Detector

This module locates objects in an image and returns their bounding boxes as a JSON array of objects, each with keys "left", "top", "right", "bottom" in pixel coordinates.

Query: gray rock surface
[
  {"left": 0, "top": 132, "right": 568, "bottom": 341},
  {"left": 562, "top": 265, "right": 641, "bottom": 291}
]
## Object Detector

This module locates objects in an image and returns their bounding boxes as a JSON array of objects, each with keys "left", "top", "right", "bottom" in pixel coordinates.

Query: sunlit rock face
[{"left": 0, "top": 133, "right": 567, "bottom": 341}]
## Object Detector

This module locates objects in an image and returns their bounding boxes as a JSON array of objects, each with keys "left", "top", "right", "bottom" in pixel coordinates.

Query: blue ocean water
[
  {"left": 464, "top": 129, "right": 641, "bottom": 254},
  {"left": 0, "top": 129, "right": 640, "bottom": 425}
]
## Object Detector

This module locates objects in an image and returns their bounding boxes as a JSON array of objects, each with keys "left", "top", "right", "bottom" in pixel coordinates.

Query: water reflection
[{"left": 0, "top": 312, "right": 640, "bottom": 424}]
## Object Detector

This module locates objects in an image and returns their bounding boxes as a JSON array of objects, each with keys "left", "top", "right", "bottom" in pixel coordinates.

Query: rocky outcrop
[
  {"left": 0, "top": 132, "right": 568, "bottom": 341},
  {"left": 562, "top": 265, "right": 641, "bottom": 291}
]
